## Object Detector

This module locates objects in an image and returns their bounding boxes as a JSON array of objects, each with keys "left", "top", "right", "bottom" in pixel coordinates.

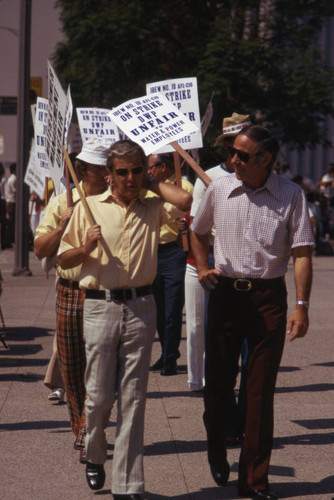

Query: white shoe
[{"left": 48, "top": 388, "right": 64, "bottom": 402}]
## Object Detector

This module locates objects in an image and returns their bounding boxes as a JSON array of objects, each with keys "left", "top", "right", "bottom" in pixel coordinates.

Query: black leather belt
[
  {"left": 158, "top": 241, "right": 178, "bottom": 250},
  {"left": 218, "top": 276, "right": 284, "bottom": 292},
  {"left": 85, "top": 285, "right": 152, "bottom": 302},
  {"left": 58, "top": 277, "right": 80, "bottom": 289}
]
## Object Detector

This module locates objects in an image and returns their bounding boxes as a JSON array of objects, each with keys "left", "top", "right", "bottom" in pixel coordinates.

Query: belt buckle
[{"left": 233, "top": 278, "right": 252, "bottom": 292}]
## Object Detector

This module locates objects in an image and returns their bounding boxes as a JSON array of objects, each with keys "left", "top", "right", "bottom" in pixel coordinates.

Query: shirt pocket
[{"left": 255, "top": 211, "right": 287, "bottom": 251}]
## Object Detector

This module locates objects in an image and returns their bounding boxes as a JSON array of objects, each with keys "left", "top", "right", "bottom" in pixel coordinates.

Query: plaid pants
[{"left": 56, "top": 281, "right": 86, "bottom": 448}]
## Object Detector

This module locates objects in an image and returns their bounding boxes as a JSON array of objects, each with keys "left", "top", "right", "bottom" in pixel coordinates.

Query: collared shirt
[
  {"left": 58, "top": 187, "right": 186, "bottom": 289},
  {"left": 145, "top": 175, "right": 193, "bottom": 244},
  {"left": 190, "top": 163, "right": 232, "bottom": 218},
  {"left": 192, "top": 171, "right": 315, "bottom": 279},
  {"left": 35, "top": 184, "right": 83, "bottom": 281}
]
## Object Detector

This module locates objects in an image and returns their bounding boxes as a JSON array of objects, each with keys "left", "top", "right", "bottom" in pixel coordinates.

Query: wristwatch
[{"left": 296, "top": 300, "right": 309, "bottom": 309}]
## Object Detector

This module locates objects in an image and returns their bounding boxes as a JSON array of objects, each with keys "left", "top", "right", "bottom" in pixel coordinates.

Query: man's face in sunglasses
[
  {"left": 230, "top": 134, "right": 271, "bottom": 190},
  {"left": 147, "top": 154, "right": 166, "bottom": 182},
  {"left": 111, "top": 152, "right": 145, "bottom": 205}
]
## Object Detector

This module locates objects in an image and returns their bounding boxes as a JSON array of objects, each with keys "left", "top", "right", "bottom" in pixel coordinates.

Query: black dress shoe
[
  {"left": 238, "top": 487, "right": 278, "bottom": 499},
  {"left": 150, "top": 357, "right": 163, "bottom": 371},
  {"left": 86, "top": 462, "right": 105, "bottom": 490},
  {"left": 209, "top": 460, "right": 230, "bottom": 486},
  {"left": 160, "top": 360, "right": 177, "bottom": 376},
  {"left": 113, "top": 494, "right": 144, "bottom": 499}
]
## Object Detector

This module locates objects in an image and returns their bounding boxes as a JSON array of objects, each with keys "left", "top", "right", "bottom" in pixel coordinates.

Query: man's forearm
[
  {"left": 149, "top": 179, "right": 192, "bottom": 211},
  {"left": 34, "top": 226, "right": 64, "bottom": 259},
  {"left": 58, "top": 247, "right": 88, "bottom": 270},
  {"left": 190, "top": 229, "right": 210, "bottom": 272},
  {"left": 293, "top": 246, "right": 313, "bottom": 302}
]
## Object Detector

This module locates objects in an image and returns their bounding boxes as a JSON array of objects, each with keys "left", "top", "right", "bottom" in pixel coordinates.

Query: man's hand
[
  {"left": 286, "top": 307, "right": 309, "bottom": 341},
  {"left": 198, "top": 268, "right": 220, "bottom": 292},
  {"left": 84, "top": 225, "right": 102, "bottom": 254},
  {"left": 59, "top": 206, "right": 74, "bottom": 229}
]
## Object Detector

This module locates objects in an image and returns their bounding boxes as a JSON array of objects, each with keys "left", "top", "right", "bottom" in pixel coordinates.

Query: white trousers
[
  {"left": 185, "top": 263, "right": 206, "bottom": 391},
  {"left": 84, "top": 294, "right": 156, "bottom": 494}
]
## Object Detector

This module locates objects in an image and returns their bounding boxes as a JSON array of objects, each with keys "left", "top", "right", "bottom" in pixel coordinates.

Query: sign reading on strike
[
  {"left": 76, "top": 108, "right": 120, "bottom": 144},
  {"left": 108, "top": 93, "right": 198, "bottom": 156},
  {"left": 146, "top": 77, "right": 202, "bottom": 153}
]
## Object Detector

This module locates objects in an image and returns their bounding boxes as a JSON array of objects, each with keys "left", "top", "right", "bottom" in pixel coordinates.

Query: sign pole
[
  {"left": 170, "top": 141, "right": 211, "bottom": 187},
  {"left": 173, "top": 151, "right": 189, "bottom": 252}
]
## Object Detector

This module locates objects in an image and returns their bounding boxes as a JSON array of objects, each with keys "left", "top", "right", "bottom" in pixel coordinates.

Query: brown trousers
[{"left": 203, "top": 277, "right": 287, "bottom": 491}]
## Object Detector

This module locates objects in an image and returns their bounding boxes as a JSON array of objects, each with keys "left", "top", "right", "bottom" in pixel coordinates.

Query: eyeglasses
[
  {"left": 147, "top": 162, "right": 162, "bottom": 170},
  {"left": 227, "top": 146, "right": 256, "bottom": 164},
  {"left": 114, "top": 166, "right": 144, "bottom": 177}
]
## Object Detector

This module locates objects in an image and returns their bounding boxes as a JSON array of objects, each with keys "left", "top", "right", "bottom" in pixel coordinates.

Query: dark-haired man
[
  {"left": 147, "top": 152, "right": 193, "bottom": 375},
  {"left": 58, "top": 140, "right": 192, "bottom": 500},
  {"left": 191, "top": 125, "right": 315, "bottom": 500}
]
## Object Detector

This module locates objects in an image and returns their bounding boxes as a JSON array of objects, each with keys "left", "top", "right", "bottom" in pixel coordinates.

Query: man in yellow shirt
[
  {"left": 146, "top": 152, "right": 193, "bottom": 375},
  {"left": 58, "top": 140, "right": 192, "bottom": 500}
]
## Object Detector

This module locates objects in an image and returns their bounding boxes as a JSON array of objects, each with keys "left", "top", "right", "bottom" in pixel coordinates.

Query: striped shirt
[{"left": 192, "top": 171, "right": 315, "bottom": 279}]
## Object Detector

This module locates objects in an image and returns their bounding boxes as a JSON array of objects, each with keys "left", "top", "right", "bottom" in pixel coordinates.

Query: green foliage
[{"left": 53, "top": 0, "right": 334, "bottom": 151}]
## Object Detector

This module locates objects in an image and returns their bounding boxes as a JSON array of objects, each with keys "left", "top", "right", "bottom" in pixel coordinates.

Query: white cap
[{"left": 76, "top": 138, "right": 109, "bottom": 166}]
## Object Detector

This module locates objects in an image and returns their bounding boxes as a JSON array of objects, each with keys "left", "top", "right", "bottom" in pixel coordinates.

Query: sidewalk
[{"left": 0, "top": 249, "right": 333, "bottom": 500}]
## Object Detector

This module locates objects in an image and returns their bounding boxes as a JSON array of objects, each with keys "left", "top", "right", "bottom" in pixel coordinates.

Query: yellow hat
[{"left": 214, "top": 112, "right": 251, "bottom": 146}]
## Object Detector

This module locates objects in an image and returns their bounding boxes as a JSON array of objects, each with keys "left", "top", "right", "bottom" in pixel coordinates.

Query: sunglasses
[
  {"left": 114, "top": 166, "right": 144, "bottom": 177},
  {"left": 227, "top": 146, "right": 255, "bottom": 164},
  {"left": 147, "top": 162, "right": 162, "bottom": 170}
]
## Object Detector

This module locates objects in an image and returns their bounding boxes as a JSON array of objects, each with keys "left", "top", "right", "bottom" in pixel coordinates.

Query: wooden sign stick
[
  {"left": 170, "top": 141, "right": 212, "bottom": 187},
  {"left": 173, "top": 151, "right": 189, "bottom": 252},
  {"left": 63, "top": 146, "right": 102, "bottom": 256},
  {"left": 65, "top": 158, "right": 73, "bottom": 208}
]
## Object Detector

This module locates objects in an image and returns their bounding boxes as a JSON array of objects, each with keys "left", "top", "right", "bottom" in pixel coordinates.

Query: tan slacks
[{"left": 84, "top": 293, "right": 156, "bottom": 495}]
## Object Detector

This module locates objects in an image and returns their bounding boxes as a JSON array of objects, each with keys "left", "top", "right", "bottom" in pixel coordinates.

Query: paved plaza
[{"left": 0, "top": 249, "right": 333, "bottom": 500}]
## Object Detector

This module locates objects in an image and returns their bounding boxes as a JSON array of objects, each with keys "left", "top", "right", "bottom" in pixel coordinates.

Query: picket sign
[{"left": 108, "top": 93, "right": 212, "bottom": 187}]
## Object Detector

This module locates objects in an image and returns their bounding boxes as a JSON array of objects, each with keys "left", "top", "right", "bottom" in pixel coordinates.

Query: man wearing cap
[
  {"left": 35, "top": 138, "right": 109, "bottom": 463},
  {"left": 185, "top": 113, "right": 251, "bottom": 440},
  {"left": 191, "top": 125, "right": 314, "bottom": 499},
  {"left": 146, "top": 152, "right": 194, "bottom": 376},
  {"left": 58, "top": 140, "right": 192, "bottom": 500}
]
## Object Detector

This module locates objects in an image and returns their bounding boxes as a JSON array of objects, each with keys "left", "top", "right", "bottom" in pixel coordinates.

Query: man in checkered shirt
[{"left": 191, "top": 125, "right": 315, "bottom": 500}]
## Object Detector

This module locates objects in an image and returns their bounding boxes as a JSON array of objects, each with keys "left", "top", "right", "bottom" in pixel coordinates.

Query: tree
[
  {"left": 198, "top": 0, "right": 334, "bottom": 150},
  {"left": 53, "top": 0, "right": 334, "bottom": 154},
  {"left": 53, "top": 0, "right": 217, "bottom": 108}
]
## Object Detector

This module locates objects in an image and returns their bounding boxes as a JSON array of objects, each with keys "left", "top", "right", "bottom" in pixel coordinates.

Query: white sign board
[
  {"left": 146, "top": 77, "right": 202, "bottom": 153},
  {"left": 63, "top": 86, "right": 73, "bottom": 149},
  {"left": 108, "top": 93, "right": 199, "bottom": 156},
  {"left": 68, "top": 123, "right": 83, "bottom": 153},
  {"left": 24, "top": 140, "right": 46, "bottom": 200},
  {"left": 201, "top": 98, "right": 214, "bottom": 137},
  {"left": 77, "top": 107, "right": 120, "bottom": 145},
  {"left": 46, "top": 60, "right": 67, "bottom": 194},
  {"left": 34, "top": 97, "right": 50, "bottom": 173}
]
